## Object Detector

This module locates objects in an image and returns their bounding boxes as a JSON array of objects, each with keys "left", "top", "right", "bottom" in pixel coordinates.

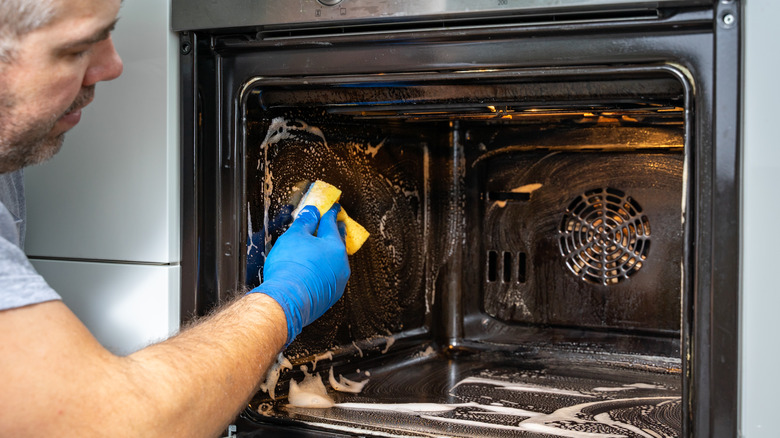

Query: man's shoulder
[
  {"left": 0, "top": 171, "right": 61, "bottom": 311},
  {"left": 0, "top": 170, "right": 25, "bottom": 247},
  {"left": 0, "top": 232, "right": 62, "bottom": 311}
]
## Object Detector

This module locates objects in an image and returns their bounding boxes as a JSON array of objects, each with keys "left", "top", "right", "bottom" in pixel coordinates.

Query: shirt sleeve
[{"left": 0, "top": 229, "right": 61, "bottom": 311}]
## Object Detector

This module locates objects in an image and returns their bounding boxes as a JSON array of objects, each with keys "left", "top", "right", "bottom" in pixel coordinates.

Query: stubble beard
[{"left": 0, "top": 86, "right": 94, "bottom": 174}]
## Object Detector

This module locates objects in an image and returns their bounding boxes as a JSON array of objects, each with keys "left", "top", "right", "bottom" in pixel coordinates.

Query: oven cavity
[{"left": 239, "top": 68, "right": 688, "bottom": 437}]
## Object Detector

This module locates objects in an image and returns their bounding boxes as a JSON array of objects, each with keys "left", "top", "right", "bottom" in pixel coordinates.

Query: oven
[{"left": 172, "top": 1, "right": 740, "bottom": 436}]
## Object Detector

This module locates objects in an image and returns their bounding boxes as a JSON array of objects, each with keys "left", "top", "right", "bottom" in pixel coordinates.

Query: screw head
[{"left": 721, "top": 13, "right": 736, "bottom": 28}]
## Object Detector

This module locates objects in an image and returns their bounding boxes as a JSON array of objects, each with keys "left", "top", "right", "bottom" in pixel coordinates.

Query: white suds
[
  {"left": 259, "top": 354, "right": 292, "bottom": 399},
  {"left": 334, "top": 401, "right": 540, "bottom": 417},
  {"left": 352, "top": 341, "right": 364, "bottom": 358},
  {"left": 365, "top": 139, "right": 385, "bottom": 158},
  {"left": 592, "top": 383, "right": 666, "bottom": 392},
  {"left": 287, "top": 366, "right": 334, "bottom": 408},
  {"left": 517, "top": 396, "right": 679, "bottom": 438},
  {"left": 414, "top": 346, "right": 436, "bottom": 359},
  {"left": 311, "top": 351, "right": 334, "bottom": 371},
  {"left": 593, "top": 412, "right": 659, "bottom": 438},
  {"left": 247, "top": 204, "right": 257, "bottom": 256},
  {"left": 381, "top": 336, "right": 396, "bottom": 354},
  {"left": 328, "top": 367, "right": 370, "bottom": 394},
  {"left": 451, "top": 376, "right": 591, "bottom": 398},
  {"left": 335, "top": 402, "right": 457, "bottom": 414}
]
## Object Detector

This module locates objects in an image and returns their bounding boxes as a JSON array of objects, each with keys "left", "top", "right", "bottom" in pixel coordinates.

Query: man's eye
[{"left": 66, "top": 46, "right": 92, "bottom": 58}]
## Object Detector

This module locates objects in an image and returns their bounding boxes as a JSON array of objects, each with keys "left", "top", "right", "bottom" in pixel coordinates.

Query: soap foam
[
  {"left": 451, "top": 376, "right": 592, "bottom": 398},
  {"left": 287, "top": 366, "right": 334, "bottom": 408},
  {"left": 328, "top": 367, "right": 370, "bottom": 394},
  {"left": 259, "top": 353, "right": 292, "bottom": 399},
  {"left": 518, "top": 396, "right": 679, "bottom": 438},
  {"left": 592, "top": 383, "right": 666, "bottom": 392},
  {"left": 333, "top": 401, "right": 540, "bottom": 417},
  {"left": 311, "top": 351, "right": 334, "bottom": 371},
  {"left": 381, "top": 335, "right": 396, "bottom": 354}
]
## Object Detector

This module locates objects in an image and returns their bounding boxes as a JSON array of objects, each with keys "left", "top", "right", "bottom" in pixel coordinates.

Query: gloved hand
[{"left": 249, "top": 204, "right": 350, "bottom": 346}]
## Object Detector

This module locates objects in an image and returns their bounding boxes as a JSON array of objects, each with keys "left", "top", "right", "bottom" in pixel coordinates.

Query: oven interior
[{"left": 240, "top": 69, "right": 686, "bottom": 437}]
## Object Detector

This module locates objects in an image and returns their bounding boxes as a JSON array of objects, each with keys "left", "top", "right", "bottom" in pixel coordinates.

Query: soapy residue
[
  {"left": 311, "top": 351, "right": 333, "bottom": 371},
  {"left": 352, "top": 341, "right": 364, "bottom": 358},
  {"left": 365, "top": 139, "right": 385, "bottom": 158},
  {"left": 328, "top": 367, "right": 370, "bottom": 394},
  {"left": 252, "top": 116, "right": 426, "bottom": 350},
  {"left": 592, "top": 383, "right": 666, "bottom": 392},
  {"left": 256, "top": 117, "right": 331, "bottom": 255},
  {"left": 259, "top": 353, "right": 292, "bottom": 399},
  {"left": 274, "top": 362, "right": 681, "bottom": 438},
  {"left": 414, "top": 345, "right": 437, "bottom": 359},
  {"left": 334, "top": 401, "right": 540, "bottom": 417},
  {"left": 246, "top": 203, "right": 257, "bottom": 256},
  {"left": 451, "top": 376, "right": 592, "bottom": 398},
  {"left": 287, "top": 365, "right": 334, "bottom": 408},
  {"left": 380, "top": 335, "right": 395, "bottom": 354},
  {"left": 301, "top": 395, "right": 679, "bottom": 438},
  {"left": 518, "top": 396, "right": 679, "bottom": 438}
]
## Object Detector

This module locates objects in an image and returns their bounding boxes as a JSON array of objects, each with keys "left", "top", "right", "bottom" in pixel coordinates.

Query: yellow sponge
[
  {"left": 292, "top": 180, "right": 369, "bottom": 255},
  {"left": 336, "top": 208, "right": 370, "bottom": 256},
  {"left": 291, "top": 180, "right": 342, "bottom": 219}
]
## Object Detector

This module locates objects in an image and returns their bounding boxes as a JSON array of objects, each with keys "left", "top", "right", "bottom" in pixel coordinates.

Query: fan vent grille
[{"left": 558, "top": 188, "right": 651, "bottom": 285}]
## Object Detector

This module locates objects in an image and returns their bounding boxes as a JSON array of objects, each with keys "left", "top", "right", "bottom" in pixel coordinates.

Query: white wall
[
  {"left": 740, "top": 0, "right": 780, "bottom": 436},
  {"left": 24, "top": 0, "right": 180, "bottom": 354}
]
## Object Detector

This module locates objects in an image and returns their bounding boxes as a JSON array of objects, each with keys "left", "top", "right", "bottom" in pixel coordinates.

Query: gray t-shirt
[{"left": 0, "top": 170, "right": 61, "bottom": 310}]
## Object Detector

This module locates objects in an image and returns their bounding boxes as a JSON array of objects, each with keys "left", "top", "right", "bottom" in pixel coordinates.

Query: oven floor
[{"left": 242, "top": 346, "right": 681, "bottom": 437}]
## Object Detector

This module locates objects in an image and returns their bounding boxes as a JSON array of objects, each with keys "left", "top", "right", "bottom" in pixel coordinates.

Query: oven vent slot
[
  {"left": 487, "top": 250, "right": 527, "bottom": 284},
  {"left": 488, "top": 191, "right": 531, "bottom": 202},
  {"left": 558, "top": 187, "right": 651, "bottom": 285},
  {"left": 257, "top": 9, "right": 660, "bottom": 41}
]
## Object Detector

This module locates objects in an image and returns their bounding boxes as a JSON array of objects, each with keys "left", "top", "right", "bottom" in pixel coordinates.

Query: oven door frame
[{"left": 178, "top": 2, "right": 741, "bottom": 435}]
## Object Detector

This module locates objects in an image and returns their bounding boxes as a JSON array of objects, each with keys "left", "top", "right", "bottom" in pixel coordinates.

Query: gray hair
[{"left": 0, "top": 0, "right": 59, "bottom": 62}]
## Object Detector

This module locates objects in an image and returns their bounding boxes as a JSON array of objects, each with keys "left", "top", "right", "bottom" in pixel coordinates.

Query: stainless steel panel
[{"left": 171, "top": 0, "right": 710, "bottom": 31}]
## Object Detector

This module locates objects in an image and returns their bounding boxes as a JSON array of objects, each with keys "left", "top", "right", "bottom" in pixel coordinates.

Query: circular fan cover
[{"left": 558, "top": 188, "right": 651, "bottom": 285}]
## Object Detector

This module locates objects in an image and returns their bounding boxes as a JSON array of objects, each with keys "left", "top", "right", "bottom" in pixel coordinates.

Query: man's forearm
[
  {"left": 0, "top": 202, "right": 348, "bottom": 437},
  {"left": 120, "top": 293, "right": 287, "bottom": 437}
]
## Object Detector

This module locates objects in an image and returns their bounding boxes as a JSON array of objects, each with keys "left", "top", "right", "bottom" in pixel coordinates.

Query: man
[{"left": 0, "top": 0, "right": 350, "bottom": 436}]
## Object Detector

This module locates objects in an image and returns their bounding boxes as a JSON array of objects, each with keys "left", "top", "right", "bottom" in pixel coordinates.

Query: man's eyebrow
[{"left": 59, "top": 18, "right": 120, "bottom": 50}]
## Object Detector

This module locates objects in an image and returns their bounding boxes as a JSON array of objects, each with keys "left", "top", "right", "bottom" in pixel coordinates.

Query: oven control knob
[{"left": 318, "top": 0, "right": 343, "bottom": 5}]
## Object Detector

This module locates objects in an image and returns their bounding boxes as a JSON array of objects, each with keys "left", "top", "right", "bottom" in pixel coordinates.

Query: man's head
[{"left": 0, "top": 0, "right": 123, "bottom": 174}]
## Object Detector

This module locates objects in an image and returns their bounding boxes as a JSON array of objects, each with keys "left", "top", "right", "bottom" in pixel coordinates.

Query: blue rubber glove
[{"left": 249, "top": 204, "right": 350, "bottom": 346}]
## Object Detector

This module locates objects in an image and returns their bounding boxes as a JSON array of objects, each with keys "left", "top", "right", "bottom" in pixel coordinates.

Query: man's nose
[{"left": 83, "top": 36, "right": 124, "bottom": 86}]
